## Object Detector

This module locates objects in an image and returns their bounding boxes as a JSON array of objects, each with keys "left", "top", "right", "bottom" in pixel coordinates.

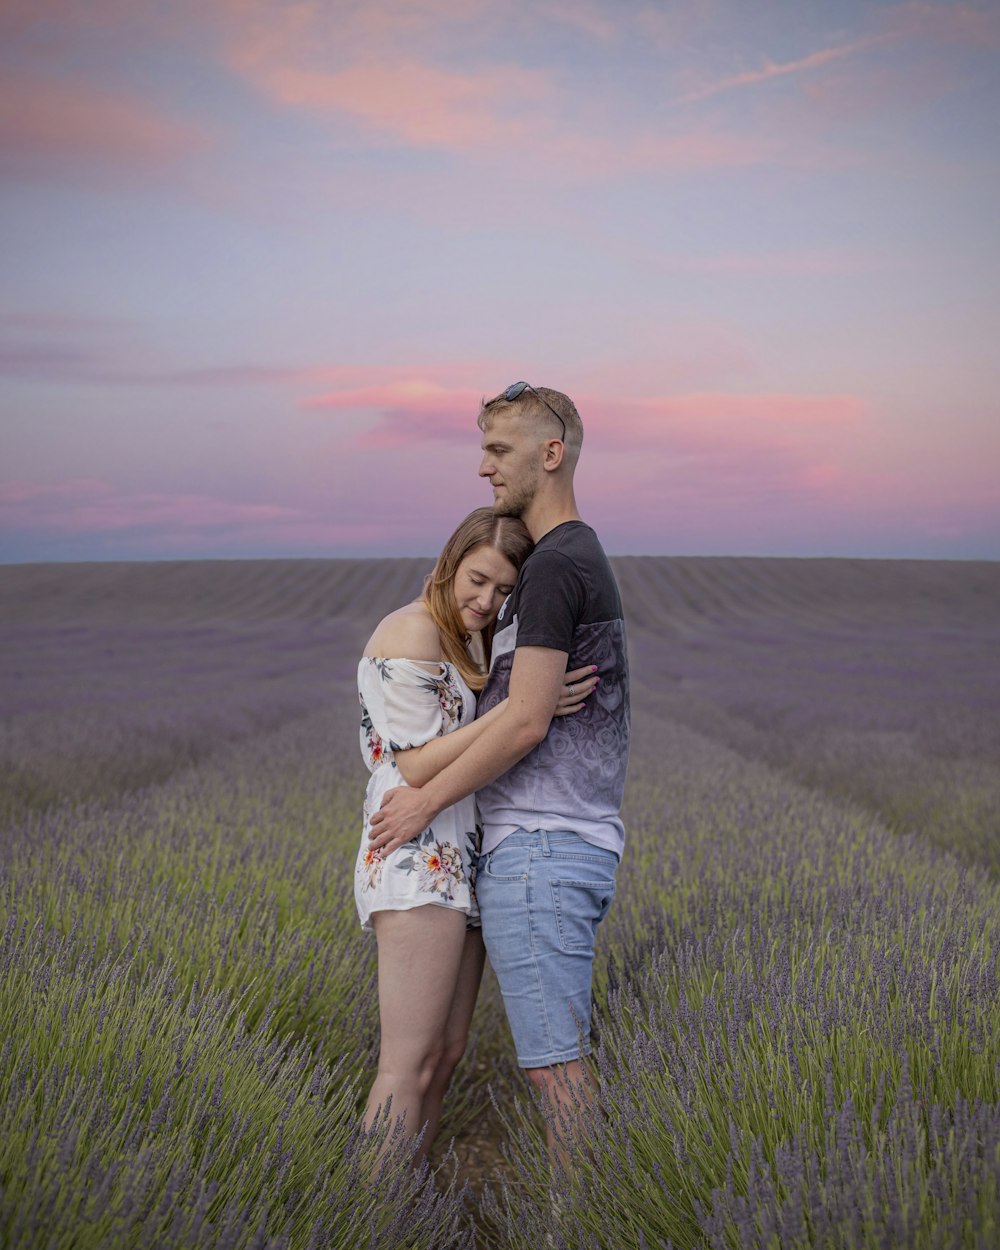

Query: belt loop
[{"left": 539, "top": 829, "right": 551, "bottom": 857}]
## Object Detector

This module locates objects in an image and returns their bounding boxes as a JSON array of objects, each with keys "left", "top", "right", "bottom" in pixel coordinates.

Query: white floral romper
[{"left": 354, "top": 657, "right": 481, "bottom": 932}]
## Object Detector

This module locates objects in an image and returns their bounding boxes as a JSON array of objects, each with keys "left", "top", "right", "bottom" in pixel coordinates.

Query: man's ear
[{"left": 542, "top": 439, "right": 565, "bottom": 472}]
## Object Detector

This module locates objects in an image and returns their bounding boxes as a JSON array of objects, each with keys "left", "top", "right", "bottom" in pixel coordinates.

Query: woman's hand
[{"left": 554, "top": 665, "right": 599, "bottom": 716}]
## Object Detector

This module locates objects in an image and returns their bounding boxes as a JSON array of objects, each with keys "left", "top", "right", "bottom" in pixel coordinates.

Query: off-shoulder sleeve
[{"left": 358, "top": 658, "right": 446, "bottom": 751}]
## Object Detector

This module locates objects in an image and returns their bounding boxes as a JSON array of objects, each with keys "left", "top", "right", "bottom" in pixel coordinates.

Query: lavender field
[{"left": 2, "top": 556, "right": 999, "bottom": 1249}]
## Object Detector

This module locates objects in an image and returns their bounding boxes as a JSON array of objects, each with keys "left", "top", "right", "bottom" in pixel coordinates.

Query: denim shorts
[{"left": 476, "top": 829, "right": 618, "bottom": 1068}]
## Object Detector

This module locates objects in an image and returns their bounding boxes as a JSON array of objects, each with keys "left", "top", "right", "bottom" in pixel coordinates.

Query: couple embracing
[{"left": 354, "top": 382, "right": 630, "bottom": 1166}]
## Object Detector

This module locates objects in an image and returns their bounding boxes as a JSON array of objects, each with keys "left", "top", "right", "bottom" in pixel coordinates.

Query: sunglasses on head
[{"left": 503, "top": 381, "right": 566, "bottom": 442}]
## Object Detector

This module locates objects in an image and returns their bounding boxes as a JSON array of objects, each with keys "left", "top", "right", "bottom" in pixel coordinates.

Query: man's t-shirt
[{"left": 476, "top": 520, "right": 630, "bottom": 858}]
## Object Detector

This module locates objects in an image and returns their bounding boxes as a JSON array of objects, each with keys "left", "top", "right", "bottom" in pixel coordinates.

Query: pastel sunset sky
[{"left": 2, "top": 0, "right": 998, "bottom": 561}]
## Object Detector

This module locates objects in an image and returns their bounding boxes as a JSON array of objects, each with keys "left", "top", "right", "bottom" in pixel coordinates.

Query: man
[{"left": 368, "top": 382, "right": 630, "bottom": 1156}]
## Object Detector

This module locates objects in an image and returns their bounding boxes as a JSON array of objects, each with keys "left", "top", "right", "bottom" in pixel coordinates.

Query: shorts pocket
[
  {"left": 481, "top": 848, "right": 528, "bottom": 882},
  {"left": 550, "top": 876, "right": 616, "bottom": 952}
]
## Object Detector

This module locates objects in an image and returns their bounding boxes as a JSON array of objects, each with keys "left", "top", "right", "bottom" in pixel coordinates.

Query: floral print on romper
[{"left": 354, "top": 657, "right": 481, "bottom": 931}]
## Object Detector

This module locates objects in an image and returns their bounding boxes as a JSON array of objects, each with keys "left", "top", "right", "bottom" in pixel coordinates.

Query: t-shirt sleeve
[
  {"left": 513, "top": 549, "right": 586, "bottom": 652},
  {"left": 359, "top": 660, "right": 444, "bottom": 750}
]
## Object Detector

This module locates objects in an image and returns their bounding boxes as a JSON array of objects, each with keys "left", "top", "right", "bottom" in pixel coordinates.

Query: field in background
[{"left": 2, "top": 556, "right": 999, "bottom": 1248}]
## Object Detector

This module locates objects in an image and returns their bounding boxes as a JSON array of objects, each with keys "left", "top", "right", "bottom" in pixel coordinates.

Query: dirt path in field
[
  {"left": 430, "top": 1115, "right": 519, "bottom": 1247},
  {"left": 432, "top": 1116, "right": 514, "bottom": 1196}
]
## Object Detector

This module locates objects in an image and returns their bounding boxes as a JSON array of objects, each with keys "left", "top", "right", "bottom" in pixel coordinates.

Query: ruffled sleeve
[{"left": 358, "top": 658, "right": 448, "bottom": 755}]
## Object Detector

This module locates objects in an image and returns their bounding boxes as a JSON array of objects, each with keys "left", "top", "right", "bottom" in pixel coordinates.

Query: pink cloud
[
  {"left": 219, "top": 0, "right": 495, "bottom": 51},
  {"left": 567, "top": 393, "right": 867, "bottom": 518},
  {"left": 217, "top": 3, "right": 785, "bottom": 175},
  {"left": 672, "top": 3, "right": 999, "bottom": 135},
  {"left": 0, "top": 74, "right": 209, "bottom": 181},
  {"left": 613, "top": 128, "right": 782, "bottom": 174},
  {"left": 4, "top": 391, "right": 994, "bottom": 559},
  {"left": 296, "top": 379, "right": 865, "bottom": 479},
  {"left": 0, "top": 318, "right": 406, "bottom": 388},
  {"left": 0, "top": 478, "right": 298, "bottom": 535},
  {"left": 634, "top": 392, "right": 865, "bottom": 429},
  {"left": 303, "top": 379, "right": 473, "bottom": 411},
  {"left": 257, "top": 57, "right": 776, "bottom": 173},
  {"left": 231, "top": 54, "right": 551, "bottom": 151},
  {"left": 306, "top": 379, "right": 862, "bottom": 429},
  {"left": 675, "top": 34, "right": 895, "bottom": 105},
  {"left": 301, "top": 380, "right": 482, "bottom": 448},
  {"left": 0, "top": 478, "right": 111, "bottom": 505}
]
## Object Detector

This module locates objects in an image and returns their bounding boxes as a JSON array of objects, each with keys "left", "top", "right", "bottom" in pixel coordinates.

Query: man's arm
[{"left": 367, "top": 646, "right": 568, "bottom": 854}]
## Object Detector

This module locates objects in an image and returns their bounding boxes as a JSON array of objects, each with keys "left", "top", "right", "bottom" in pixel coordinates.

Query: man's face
[{"left": 478, "top": 410, "right": 543, "bottom": 518}]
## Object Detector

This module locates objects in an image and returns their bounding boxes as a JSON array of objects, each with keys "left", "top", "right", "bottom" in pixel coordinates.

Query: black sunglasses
[{"left": 503, "top": 381, "right": 566, "bottom": 441}]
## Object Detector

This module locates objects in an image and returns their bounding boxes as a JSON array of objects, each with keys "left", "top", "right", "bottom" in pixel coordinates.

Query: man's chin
[{"left": 492, "top": 495, "right": 524, "bottom": 518}]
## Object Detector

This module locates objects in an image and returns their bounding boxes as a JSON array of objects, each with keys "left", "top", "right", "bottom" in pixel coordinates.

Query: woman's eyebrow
[{"left": 467, "top": 564, "right": 512, "bottom": 585}]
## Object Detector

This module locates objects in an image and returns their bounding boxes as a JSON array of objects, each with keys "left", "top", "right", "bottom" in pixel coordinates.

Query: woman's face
[{"left": 452, "top": 544, "right": 518, "bottom": 634}]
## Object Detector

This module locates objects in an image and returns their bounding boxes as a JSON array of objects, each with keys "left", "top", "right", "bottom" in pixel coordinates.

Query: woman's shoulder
[{"left": 364, "top": 601, "right": 441, "bottom": 663}]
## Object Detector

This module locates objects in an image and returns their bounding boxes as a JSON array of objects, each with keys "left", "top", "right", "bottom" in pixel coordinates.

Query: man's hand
[{"left": 368, "top": 785, "right": 436, "bottom": 855}]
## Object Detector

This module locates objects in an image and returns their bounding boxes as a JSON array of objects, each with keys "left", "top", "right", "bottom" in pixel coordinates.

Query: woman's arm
[
  {"left": 394, "top": 698, "right": 508, "bottom": 787},
  {"left": 394, "top": 664, "right": 598, "bottom": 788}
]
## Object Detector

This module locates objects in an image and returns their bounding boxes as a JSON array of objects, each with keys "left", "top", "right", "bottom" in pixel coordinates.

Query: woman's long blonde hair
[{"left": 423, "top": 508, "right": 533, "bottom": 690}]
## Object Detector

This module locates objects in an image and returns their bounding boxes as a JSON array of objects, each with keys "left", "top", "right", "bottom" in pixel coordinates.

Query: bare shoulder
[{"left": 364, "top": 601, "right": 442, "bottom": 662}]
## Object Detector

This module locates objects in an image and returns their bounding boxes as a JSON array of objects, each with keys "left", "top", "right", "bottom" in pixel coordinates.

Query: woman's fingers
[
  {"left": 565, "top": 664, "right": 597, "bottom": 685},
  {"left": 563, "top": 665, "right": 599, "bottom": 698},
  {"left": 554, "top": 665, "right": 599, "bottom": 716}
]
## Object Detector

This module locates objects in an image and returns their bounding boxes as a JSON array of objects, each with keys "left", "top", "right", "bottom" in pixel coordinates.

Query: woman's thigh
[
  {"left": 442, "top": 928, "right": 486, "bottom": 1051},
  {"left": 372, "top": 905, "right": 470, "bottom": 1063}
]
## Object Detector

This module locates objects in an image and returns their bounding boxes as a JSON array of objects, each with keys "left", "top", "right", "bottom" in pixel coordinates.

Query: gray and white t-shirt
[{"left": 476, "top": 521, "right": 630, "bottom": 858}]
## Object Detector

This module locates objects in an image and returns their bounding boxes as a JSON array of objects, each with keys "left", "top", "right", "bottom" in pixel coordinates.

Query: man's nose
[{"left": 478, "top": 454, "right": 493, "bottom": 477}]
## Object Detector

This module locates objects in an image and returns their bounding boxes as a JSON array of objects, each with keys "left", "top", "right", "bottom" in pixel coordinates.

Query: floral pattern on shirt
[
  {"left": 357, "top": 658, "right": 465, "bottom": 774},
  {"left": 355, "top": 656, "right": 480, "bottom": 929},
  {"left": 392, "top": 827, "right": 466, "bottom": 900}
]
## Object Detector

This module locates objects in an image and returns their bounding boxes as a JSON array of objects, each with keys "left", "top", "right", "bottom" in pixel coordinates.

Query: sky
[{"left": 1, "top": 0, "right": 998, "bottom": 562}]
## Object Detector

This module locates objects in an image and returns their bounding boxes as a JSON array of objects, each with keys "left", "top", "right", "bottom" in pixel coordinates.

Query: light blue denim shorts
[{"left": 476, "top": 829, "right": 618, "bottom": 1068}]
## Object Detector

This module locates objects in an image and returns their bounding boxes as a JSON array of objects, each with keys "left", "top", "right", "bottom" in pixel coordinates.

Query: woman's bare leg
[
  {"left": 364, "top": 906, "right": 470, "bottom": 1153},
  {"left": 416, "top": 927, "right": 486, "bottom": 1158}
]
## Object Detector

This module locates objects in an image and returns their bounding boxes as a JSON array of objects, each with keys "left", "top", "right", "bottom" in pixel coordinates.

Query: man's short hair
[{"left": 478, "top": 384, "right": 583, "bottom": 453}]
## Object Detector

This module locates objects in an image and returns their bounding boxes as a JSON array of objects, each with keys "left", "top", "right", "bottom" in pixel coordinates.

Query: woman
[{"left": 355, "top": 507, "right": 598, "bottom": 1158}]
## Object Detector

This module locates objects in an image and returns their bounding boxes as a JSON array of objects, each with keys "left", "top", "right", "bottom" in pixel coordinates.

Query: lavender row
[
  {"left": 627, "top": 613, "right": 1000, "bottom": 875},
  {"left": 0, "top": 622, "right": 363, "bottom": 826},
  {"left": 1, "top": 923, "right": 472, "bottom": 1249},
  {"left": 485, "top": 714, "right": 1000, "bottom": 1247},
  {"left": 2, "top": 713, "right": 482, "bottom": 1248}
]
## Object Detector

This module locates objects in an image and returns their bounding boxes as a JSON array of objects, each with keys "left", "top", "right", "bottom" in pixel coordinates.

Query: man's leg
[
  {"left": 525, "top": 1058, "right": 598, "bottom": 1173},
  {"left": 478, "top": 829, "right": 617, "bottom": 1170}
]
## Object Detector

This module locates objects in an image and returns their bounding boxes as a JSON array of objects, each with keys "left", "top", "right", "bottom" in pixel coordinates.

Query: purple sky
[{"left": 2, "top": 0, "right": 998, "bottom": 561}]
